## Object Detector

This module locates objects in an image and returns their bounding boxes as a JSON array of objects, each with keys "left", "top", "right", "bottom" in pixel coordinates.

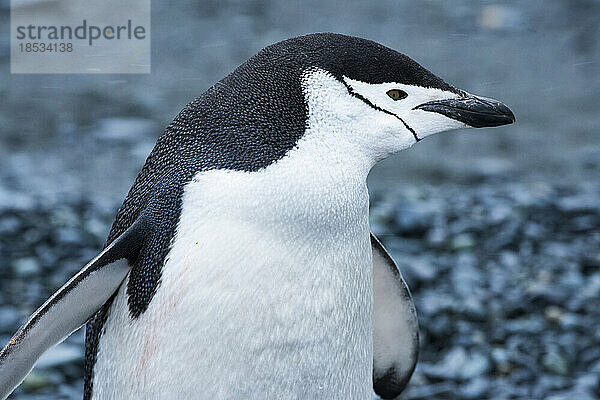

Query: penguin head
[
  {"left": 282, "top": 33, "right": 515, "bottom": 160},
  {"left": 193, "top": 33, "right": 514, "bottom": 170}
]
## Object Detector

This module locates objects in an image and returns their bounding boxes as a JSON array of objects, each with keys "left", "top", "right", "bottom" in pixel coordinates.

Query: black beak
[{"left": 414, "top": 94, "right": 515, "bottom": 128}]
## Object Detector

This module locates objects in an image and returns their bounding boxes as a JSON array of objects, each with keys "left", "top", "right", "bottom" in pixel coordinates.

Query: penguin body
[
  {"left": 92, "top": 68, "right": 384, "bottom": 399},
  {"left": 0, "top": 33, "right": 514, "bottom": 400},
  {"left": 93, "top": 169, "right": 372, "bottom": 399}
]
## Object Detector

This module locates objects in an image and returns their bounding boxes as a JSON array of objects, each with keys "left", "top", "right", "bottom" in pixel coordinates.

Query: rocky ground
[
  {"left": 371, "top": 180, "right": 600, "bottom": 400},
  {"left": 1, "top": 175, "right": 598, "bottom": 399}
]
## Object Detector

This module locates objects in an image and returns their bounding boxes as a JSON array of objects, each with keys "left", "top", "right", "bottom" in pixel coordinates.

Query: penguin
[{"left": 0, "top": 33, "right": 514, "bottom": 400}]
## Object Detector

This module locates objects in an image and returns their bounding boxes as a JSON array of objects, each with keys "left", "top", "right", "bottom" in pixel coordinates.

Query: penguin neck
[
  {"left": 254, "top": 115, "right": 378, "bottom": 238},
  {"left": 189, "top": 141, "right": 373, "bottom": 240}
]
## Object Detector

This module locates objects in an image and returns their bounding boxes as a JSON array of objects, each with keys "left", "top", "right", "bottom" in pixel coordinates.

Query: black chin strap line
[{"left": 341, "top": 81, "right": 422, "bottom": 142}]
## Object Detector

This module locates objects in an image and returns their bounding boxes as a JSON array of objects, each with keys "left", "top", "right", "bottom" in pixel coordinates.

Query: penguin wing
[
  {"left": 0, "top": 213, "right": 150, "bottom": 400},
  {"left": 371, "top": 233, "right": 419, "bottom": 399}
]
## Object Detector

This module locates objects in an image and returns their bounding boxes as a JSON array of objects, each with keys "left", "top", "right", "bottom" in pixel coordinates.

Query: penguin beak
[{"left": 414, "top": 94, "right": 515, "bottom": 128}]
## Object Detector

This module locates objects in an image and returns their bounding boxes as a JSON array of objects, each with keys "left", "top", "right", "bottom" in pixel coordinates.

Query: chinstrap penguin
[{"left": 0, "top": 33, "right": 514, "bottom": 399}]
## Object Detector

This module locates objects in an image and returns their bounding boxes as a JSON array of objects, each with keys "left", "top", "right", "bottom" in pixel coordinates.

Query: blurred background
[{"left": 0, "top": 1, "right": 599, "bottom": 399}]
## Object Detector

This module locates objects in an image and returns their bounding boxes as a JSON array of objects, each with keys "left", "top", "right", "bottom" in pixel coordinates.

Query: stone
[
  {"left": 12, "top": 257, "right": 41, "bottom": 277},
  {"left": 36, "top": 344, "right": 83, "bottom": 369},
  {"left": 542, "top": 351, "right": 570, "bottom": 376}
]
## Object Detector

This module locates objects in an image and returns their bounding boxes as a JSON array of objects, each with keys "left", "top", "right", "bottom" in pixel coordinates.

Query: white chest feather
[
  {"left": 92, "top": 70, "right": 383, "bottom": 399},
  {"left": 93, "top": 171, "right": 373, "bottom": 399}
]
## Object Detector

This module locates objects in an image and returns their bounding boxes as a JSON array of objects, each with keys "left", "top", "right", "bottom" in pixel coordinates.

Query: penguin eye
[{"left": 387, "top": 89, "right": 408, "bottom": 101}]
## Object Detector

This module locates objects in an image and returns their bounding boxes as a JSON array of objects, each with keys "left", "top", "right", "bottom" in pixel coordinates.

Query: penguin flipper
[
  {"left": 371, "top": 233, "right": 419, "bottom": 399},
  {"left": 0, "top": 215, "right": 148, "bottom": 400}
]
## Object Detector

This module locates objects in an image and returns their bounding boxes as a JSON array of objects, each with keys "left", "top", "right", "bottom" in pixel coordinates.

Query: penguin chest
[{"left": 92, "top": 170, "right": 374, "bottom": 399}]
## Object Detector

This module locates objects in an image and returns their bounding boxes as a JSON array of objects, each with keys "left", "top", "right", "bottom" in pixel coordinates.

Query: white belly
[{"left": 91, "top": 168, "right": 374, "bottom": 399}]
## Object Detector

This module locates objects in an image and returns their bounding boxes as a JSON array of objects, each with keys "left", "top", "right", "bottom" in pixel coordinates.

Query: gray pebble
[{"left": 12, "top": 257, "right": 41, "bottom": 277}]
